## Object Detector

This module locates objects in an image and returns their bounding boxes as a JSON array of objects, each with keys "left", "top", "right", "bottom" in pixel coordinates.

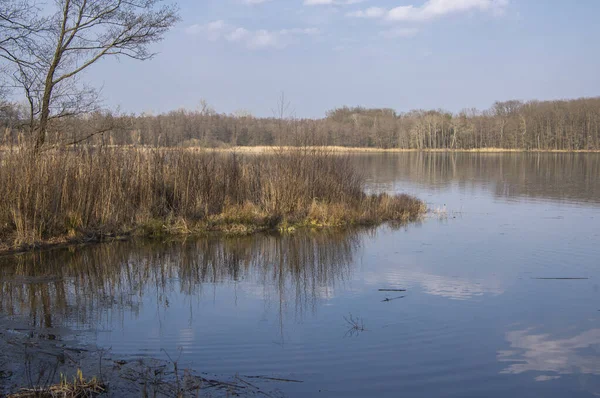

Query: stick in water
[{"left": 533, "top": 277, "right": 589, "bottom": 280}]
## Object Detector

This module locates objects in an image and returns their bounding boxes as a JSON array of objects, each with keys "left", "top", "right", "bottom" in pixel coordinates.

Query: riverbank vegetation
[{"left": 0, "top": 148, "right": 425, "bottom": 253}]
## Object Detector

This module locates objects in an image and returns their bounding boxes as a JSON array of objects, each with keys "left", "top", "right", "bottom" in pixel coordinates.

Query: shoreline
[
  {"left": 3, "top": 146, "right": 600, "bottom": 153},
  {"left": 0, "top": 315, "right": 285, "bottom": 397},
  {"left": 183, "top": 146, "right": 600, "bottom": 154},
  {"left": 0, "top": 208, "right": 426, "bottom": 256}
]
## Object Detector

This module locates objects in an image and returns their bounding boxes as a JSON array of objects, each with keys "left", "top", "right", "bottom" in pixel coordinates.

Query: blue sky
[{"left": 88, "top": 0, "right": 600, "bottom": 117}]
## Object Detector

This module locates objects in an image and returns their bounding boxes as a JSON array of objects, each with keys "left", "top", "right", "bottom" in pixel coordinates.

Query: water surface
[{"left": 1, "top": 153, "right": 600, "bottom": 397}]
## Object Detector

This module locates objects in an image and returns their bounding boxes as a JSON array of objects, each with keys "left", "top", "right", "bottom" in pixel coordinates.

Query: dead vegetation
[
  {"left": 0, "top": 147, "right": 425, "bottom": 252},
  {"left": 0, "top": 328, "right": 288, "bottom": 398},
  {"left": 8, "top": 369, "right": 105, "bottom": 398},
  {"left": 344, "top": 313, "right": 367, "bottom": 337}
]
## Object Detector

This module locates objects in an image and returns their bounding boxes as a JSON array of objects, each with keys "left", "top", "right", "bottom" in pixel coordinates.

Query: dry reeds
[
  {"left": 8, "top": 369, "right": 106, "bottom": 398},
  {"left": 0, "top": 147, "right": 425, "bottom": 251}
]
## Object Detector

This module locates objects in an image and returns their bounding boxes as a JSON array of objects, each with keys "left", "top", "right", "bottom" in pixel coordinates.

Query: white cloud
[
  {"left": 243, "top": 0, "right": 273, "bottom": 4},
  {"left": 380, "top": 27, "right": 419, "bottom": 38},
  {"left": 304, "top": 0, "right": 365, "bottom": 5},
  {"left": 187, "top": 21, "right": 320, "bottom": 50},
  {"left": 348, "top": 0, "right": 508, "bottom": 22},
  {"left": 279, "top": 27, "right": 320, "bottom": 35},
  {"left": 226, "top": 27, "right": 250, "bottom": 42},
  {"left": 186, "top": 20, "right": 227, "bottom": 41},
  {"left": 248, "top": 30, "right": 279, "bottom": 49},
  {"left": 347, "top": 7, "right": 386, "bottom": 18}
]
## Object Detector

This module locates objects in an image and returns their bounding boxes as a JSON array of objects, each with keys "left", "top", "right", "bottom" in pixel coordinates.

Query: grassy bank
[{"left": 0, "top": 148, "right": 425, "bottom": 253}]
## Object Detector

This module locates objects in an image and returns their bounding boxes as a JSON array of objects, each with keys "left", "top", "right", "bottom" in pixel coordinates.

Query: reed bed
[
  {"left": 8, "top": 369, "right": 105, "bottom": 398},
  {"left": 0, "top": 147, "right": 425, "bottom": 252}
]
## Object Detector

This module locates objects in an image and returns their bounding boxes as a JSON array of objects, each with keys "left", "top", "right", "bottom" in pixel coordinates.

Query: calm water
[{"left": 2, "top": 153, "right": 600, "bottom": 397}]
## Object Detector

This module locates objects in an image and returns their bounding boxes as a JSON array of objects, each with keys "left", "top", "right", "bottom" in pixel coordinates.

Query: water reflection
[
  {"left": 357, "top": 153, "right": 600, "bottom": 205},
  {"left": 499, "top": 328, "right": 600, "bottom": 380},
  {"left": 364, "top": 268, "right": 504, "bottom": 300},
  {"left": 0, "top": 231, "right": 362, "bottom": 331}
]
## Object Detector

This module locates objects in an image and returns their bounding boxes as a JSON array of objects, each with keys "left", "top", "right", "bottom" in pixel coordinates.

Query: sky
[{"left": 86, "top": 0, "right": 600, "bottom": 118}]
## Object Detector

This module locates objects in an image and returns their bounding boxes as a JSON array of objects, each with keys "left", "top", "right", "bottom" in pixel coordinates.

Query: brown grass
[
  {"left": 0, "top": 147, "right": 425, "bottom": 252},
  {"left": 8, "top": 369, "right": 106, "bottom": 398}
]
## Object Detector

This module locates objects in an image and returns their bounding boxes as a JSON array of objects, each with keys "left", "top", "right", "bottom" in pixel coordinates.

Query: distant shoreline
[
  {"left": 1, "top": 146, "right": 599, "bottom": 153},
  {"left": 195, "top": 146, "right": 600, "bottom": 154}
]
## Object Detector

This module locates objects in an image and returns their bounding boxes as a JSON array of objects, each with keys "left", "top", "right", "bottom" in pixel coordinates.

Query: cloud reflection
[
  {"left": 365, "top": 269, "right": 504, "bottom": 300},
  {"left": 499, "top": 328, "right": 600, "bottom": 380}
]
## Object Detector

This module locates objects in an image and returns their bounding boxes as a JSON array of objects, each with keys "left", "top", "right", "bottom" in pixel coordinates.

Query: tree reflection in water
[{"left": 0, "top": 231, "right": 365, "bottom": 332}]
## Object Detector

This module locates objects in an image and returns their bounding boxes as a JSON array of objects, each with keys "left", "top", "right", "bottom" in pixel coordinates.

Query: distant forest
[{"left": 1, "top": 97, "right": 599, "bottom": 150}]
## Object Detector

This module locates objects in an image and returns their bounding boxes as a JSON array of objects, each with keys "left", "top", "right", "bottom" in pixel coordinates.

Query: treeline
[{"left": 1, "top": 97, "right": 599, "bottom": 150}]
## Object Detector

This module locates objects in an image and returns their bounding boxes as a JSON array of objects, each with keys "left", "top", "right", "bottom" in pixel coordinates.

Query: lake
[{"left": 1, "top": 152, "right": 600, "bottom": 397}]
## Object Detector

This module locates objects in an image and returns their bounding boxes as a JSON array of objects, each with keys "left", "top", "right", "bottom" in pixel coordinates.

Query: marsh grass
[
  {"left": 0, "top": 147, "right": 425, "bottom": 252},
  {"left": 8, "top": 369, "right": 106, "bottom": 398}
]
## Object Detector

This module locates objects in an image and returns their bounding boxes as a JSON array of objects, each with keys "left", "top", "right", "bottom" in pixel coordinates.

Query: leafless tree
[
  {"left": 0, "top": 1, "right": 42, "bottom": 63},
  {"left": 0, "top": 0, "right": 44, "bottom": 103},
  {"left": 5, "top": 0, "right": 179, "bottom": 150},
  {"left": 271, "top": 91, "right": 295, "bottom": 146}
]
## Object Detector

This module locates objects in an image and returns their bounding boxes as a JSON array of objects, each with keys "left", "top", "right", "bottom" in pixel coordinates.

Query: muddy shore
[{"left": 0, "top": 315, "right": 287, "bottom": 397}]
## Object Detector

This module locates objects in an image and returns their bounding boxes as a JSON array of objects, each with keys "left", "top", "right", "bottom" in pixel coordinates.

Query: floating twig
[
  {"left": 378, "top": 289, "right": 406, "bottom": 292},
  {"left": 533, "top": 277, "right": 589, "bottom": 280},
  {"left": 382, "top": 295, "right": 405, "bottom": 302},
  {"left": 344, "top": 313, "right": 366, "bottom": 337},
  {"left": 243, "top": 375, "right": 303, "bottom": 383},
  {"left": 235, "top": 376, "right": 277, "bottom": 398}
]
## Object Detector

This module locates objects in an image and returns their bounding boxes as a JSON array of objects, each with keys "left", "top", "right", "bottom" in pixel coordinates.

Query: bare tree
[
  {"left": 0, "top": 1, "right": 41, "bottom": 63},
  {"left": 198, "top": 99, "right": 215, "bottom": 116},
  {"left": 7, "top": 0, "right": 179, "bottom": 150},
  {"left": 271, "top": 91, "right": 295, "bottom": 146},
  {"left": 1, "top": 0, "right": 45, "bottom": 104},
  {"left": 272, "top": 91, "right": 294, "bottom": 121}
]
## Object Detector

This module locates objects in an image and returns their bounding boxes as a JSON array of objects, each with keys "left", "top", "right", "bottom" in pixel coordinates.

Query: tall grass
[{"left": 0, "top": 147, "right": 425, "bottom": 251}]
